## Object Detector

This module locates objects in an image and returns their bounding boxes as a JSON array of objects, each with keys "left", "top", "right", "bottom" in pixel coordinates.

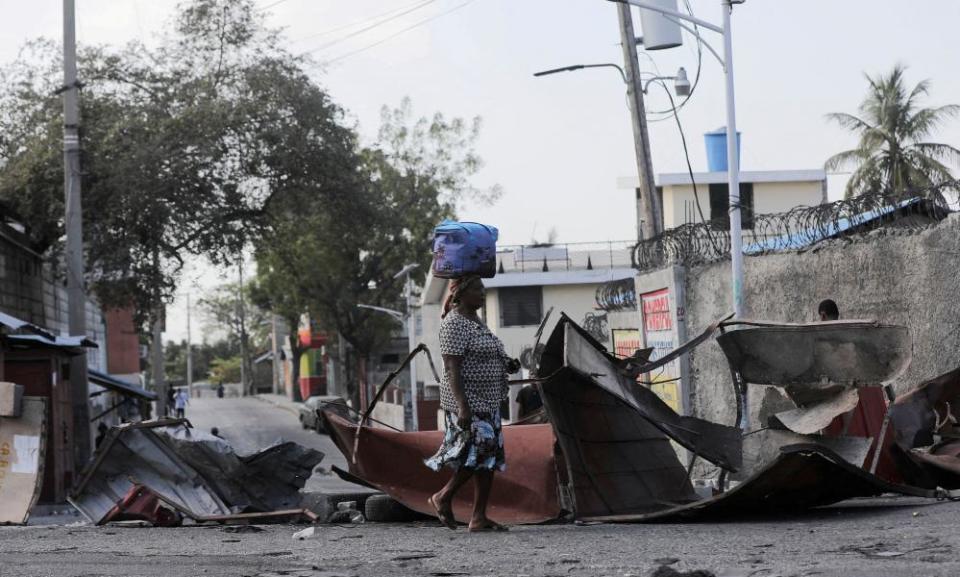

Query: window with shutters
[
  {"left": 708, "top": 182, "right": 754, "bottom": 229},
  {"left": 498, "top": 286, "right": 542, "bottom": 327}
]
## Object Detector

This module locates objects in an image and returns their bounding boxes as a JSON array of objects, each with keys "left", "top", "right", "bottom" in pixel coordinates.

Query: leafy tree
[
  {"left": 826, "top": 64, "right": 960, "bottom": 198},
  {"left": 198, "top": 281, "right": 269, "bottom": 394},
  {"left": 0, "top": 0, "right": 310, "bottom": 327},
  {"left": 252, "top": 98, "right": 500, "bottom": 404}
]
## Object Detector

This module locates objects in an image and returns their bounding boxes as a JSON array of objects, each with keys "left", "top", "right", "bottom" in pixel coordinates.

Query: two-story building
[
  {"left": 619, "top": 169, "right": 828, "bottom": 234},
  {"left": 417, "top": 241, "right": 639, "bottom": 424}
]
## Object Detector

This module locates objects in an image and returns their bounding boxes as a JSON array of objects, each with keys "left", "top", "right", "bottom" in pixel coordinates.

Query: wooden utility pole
[
  {"left": 617, "top": 2, "right": 662, "bottom": 240},
  {"left": 62, "top": 0, "right": 91, "bottom": 467},
  {"left": 238, "top": 258, "right": 249, "bottom": 396}
]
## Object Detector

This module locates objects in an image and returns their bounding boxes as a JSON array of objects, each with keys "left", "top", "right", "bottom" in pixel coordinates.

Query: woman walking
[{"left": 426, "top": 274, "right": 519, "bottom": 532}]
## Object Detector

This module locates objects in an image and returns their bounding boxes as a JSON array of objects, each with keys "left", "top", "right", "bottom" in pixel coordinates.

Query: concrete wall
[{"left": 679, "top": 213, "right": 960, "bottom": 428}]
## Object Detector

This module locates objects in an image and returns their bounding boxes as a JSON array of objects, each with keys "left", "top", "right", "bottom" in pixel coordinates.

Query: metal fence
[
  {"left": 633, "top": 183, "right": 956, "bottom": 271},
  {"left": 496, "top": 241, "right": 636, "bottom": 273}
]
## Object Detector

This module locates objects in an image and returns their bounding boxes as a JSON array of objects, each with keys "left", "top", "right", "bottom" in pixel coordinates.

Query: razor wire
[
  {"left": 632, "top": 182, "right": 957, "bottom": 271},
  {"left": 595, "top": 277, "right": 638, "bottom": 312}
]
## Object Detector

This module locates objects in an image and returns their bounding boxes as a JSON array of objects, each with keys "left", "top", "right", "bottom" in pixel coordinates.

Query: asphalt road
[
  {"left": 5, "top": 397, "right": 960, "bottom": 576},
  {"left": 1, "top": 496, "right": 958, "bottom": 577}
]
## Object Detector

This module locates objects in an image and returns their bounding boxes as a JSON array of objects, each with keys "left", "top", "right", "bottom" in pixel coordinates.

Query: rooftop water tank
[
  {"left": 704, "top": 127, "right": 742, "bottom": 172},
  {"left": 638, "top": 0, "right": 683, "bottom": 50}
]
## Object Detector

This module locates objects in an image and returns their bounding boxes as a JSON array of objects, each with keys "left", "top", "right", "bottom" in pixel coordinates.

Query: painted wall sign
[{"left": 640, "top": 287, "right": 682, "bottom": 413}]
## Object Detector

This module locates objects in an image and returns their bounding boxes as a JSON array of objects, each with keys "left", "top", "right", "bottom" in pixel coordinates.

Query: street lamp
[
  {"left": 615, "top": 0, "right": 746, "bottom": 321},
  {"left": 642, "top": 67, "right": 690, "bottom": 96}
]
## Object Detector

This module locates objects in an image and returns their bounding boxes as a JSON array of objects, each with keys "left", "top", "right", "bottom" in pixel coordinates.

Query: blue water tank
[{"left": 704, "top": 127, "right": 741, "bottom": 172}]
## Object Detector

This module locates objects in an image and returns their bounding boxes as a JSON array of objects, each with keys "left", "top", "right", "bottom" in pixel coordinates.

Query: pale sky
[{"left": 2, "top": 0, "right": 958, "bottom": 342}]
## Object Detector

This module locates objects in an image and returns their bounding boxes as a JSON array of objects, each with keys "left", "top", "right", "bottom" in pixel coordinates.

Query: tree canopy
[{"left": 826, "top": 64, "right": 960, "bottom": 198}]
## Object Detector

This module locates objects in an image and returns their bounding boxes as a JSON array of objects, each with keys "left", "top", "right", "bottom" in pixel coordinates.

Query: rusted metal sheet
[
  {"left": 323, "top": 413, "right": 562, "bottom": 525},
  {"left": 583, "top": 444, "right": 931, "bottom": 523},
  {"left": 541, "top": 316, "right": 742, "bottom": 471},
  {"left": 717, "top": 321, "right": 911, "bottom": 405},
  {"left": 888, "top": 366, "right": 960, "bottom": 488},
  {"left": 70, "top": 419, "right": 323, "bottom": 524},
  {"left": 535, "top": 315, "right": 742, "bottom": 519}
]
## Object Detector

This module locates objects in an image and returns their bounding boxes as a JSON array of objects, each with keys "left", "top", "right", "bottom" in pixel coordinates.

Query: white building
[
  {"left": 417, "top": 242, "right": 640, "bottom": 422},
  {"left": 619, "top": 169, "right": 828, "bottom": 233}
]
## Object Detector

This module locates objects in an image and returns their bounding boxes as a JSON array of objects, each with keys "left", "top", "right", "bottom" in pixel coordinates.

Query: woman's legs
[
  {"left": 468, "top": 470, "right": 505, "bottom": 531},
  {"left": 431, "top": 467, "right": 473, "bottom": 528}
]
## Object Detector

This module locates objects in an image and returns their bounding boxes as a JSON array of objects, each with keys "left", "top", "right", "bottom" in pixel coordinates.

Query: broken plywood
[{"left": 0, "top": 397, "right": 46, "bottom": 524}]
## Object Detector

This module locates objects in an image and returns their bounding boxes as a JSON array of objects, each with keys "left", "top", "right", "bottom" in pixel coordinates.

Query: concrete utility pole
[
  {"left": 617, "top": 2, "right": 662, "bottom": 241},
  {"left": 62, "top": 0, "right": 91, "bottom": 467},
  {"left": 152, "top": 309, "right": 166, "bottom": 416},
  {"left": 186, "top": 294, "right": 193, "bottom": 397},
  {"left": 237, "top": 258, "right": 249, "bottom": 396},
  {"left": 271, "top": 314, "right": 281, "bottom": 395}
]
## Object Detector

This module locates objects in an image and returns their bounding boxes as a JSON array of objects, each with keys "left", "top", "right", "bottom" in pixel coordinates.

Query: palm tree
[{"left": 826, "top": 65, "right": 960, "bottom": 198}]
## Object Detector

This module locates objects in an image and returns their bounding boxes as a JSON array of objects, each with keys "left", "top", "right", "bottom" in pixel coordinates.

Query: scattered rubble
[
  {"left": 68, "top": 419, "right": 323, "bottom": 526},
  {"left": 323, "top": 314, "right": 960, "bottom": 526}
]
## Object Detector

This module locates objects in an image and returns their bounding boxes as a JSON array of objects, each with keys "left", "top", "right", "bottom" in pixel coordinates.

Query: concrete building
[
  {"left": 619, "top": 169, "right": 828, "bottom": 233},
  {"left": 418, "top": 241, "right": 638, "bottom": 423}
]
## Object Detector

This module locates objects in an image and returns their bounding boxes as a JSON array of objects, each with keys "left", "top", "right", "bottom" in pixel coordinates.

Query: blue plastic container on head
[
  {"left": 704, "top": 127, "right": 741, "bottom": 172},
  {"left": 432, "top": 220, "right": 499, "bottom": 279}
]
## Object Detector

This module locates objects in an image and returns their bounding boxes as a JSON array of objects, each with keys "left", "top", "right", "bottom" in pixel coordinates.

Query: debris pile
[
  {"left": 323, "top": 314, "right": 960, "bottom": 525},
  {"left": 69, "top": 419, "right": 323, "bottom": 526}
]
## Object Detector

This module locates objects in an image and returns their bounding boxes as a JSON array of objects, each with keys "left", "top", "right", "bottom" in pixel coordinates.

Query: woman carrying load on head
[{"left": 425, "top": 274, "right": 520, "bottom": 532}]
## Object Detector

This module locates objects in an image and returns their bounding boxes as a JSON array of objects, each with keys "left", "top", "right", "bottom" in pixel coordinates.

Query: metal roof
[{"left": 88, "top": 370, "right": 156, "bottom": 401}]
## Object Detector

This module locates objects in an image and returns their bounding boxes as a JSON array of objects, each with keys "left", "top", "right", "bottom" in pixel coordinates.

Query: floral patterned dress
[{"left": 425, "top": 310, "right": 509, "bottom": 472}]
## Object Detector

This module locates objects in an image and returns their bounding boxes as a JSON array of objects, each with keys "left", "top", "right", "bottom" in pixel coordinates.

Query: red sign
[{"left": 641, "top": 288, "right": 672, "bottom": 332}]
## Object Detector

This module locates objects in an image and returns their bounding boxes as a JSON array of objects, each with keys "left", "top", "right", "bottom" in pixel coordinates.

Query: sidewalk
[{"left": 253, "top": 393, "right": 301, "bottom": 416}]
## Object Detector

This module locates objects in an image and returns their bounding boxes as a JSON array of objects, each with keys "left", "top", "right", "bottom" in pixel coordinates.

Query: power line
[
  {"left": 323, "top": 0, "right": 476, "bottom": 65},
  {"left": 300, "top": 0, "right": 439, "bottom": 56},
  {"left": 293, "top": 0, "right": 437, "bottom": 45},
  {"left": 259, "top": 0, "right": 293, "bottom": 12}
]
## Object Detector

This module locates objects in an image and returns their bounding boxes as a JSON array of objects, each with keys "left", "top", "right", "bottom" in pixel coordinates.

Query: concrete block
[{"left": 0, "top": 382, "right": 24, "bottom": 418}]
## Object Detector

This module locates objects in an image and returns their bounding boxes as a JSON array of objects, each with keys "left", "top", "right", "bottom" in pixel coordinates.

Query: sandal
[{"left": 428, "top": 494, "right": 457, "bottom": 530}]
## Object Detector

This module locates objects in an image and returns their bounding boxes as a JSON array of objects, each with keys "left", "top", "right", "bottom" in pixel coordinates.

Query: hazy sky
[{"left": 2, "top": 0, "right": 958, "bottom": 342}]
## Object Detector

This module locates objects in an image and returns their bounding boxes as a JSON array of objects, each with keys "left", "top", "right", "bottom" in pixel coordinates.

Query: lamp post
[
  {"left": 533, "top": 62, "right": 688, "bottom": 241},
  {"left": 617, "top": 0, "right": 745, "bottom": 321}
]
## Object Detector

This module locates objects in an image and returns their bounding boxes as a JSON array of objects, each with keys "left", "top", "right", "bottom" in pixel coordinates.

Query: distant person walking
[
  {"left": 216, "top": 381, "right": 225, "bottom": 399},
  {"left": 174, "top": 388, "right": 189, "bottom": 419},
  {"left": 425, "top": 275, "right": 520, "bottom": 532}
]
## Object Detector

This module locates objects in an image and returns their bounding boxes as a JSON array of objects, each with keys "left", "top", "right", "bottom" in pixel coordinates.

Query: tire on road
[{"left": 363, "top": 493, "right": 430, "bottom": 523}]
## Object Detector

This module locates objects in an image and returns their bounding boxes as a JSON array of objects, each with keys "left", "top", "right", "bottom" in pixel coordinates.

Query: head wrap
[{"left": 442, "top": 275, "right": 482, "bottom": 318}]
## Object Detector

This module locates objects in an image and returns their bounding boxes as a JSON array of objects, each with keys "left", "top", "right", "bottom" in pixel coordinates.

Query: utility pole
[
  {"left": 152, "top": 308, "right": 166, "bottom": 416},
  {"left": 271, "top": 314, "right": 281, "bottom": 395},
  {"left": 186, "top": 294, "right": 193, "bottom": 397},
  {"left": 237, "top": 258, "right": 249, "bottom": 396},
  {"left": 62, "top": 0, "right": 91, "bottom": 468},
  {"left": 617, "top": 2, "right": 662, "bottom": 241},
  {"left": 405, "top": 274, "right": 420, "bottom": 431}
]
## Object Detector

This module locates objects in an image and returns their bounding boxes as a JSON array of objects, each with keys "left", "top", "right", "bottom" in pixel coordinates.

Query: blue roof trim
[{"left": 743, "top": 198, "right": 919, "bottom": 255}]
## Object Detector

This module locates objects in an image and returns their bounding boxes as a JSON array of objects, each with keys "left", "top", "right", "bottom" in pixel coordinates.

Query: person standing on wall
[{"left": 425, "top": 275, "right": 520, "bottom": 532}]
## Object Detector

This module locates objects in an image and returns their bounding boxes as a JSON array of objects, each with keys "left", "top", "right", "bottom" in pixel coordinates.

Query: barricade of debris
[
  {"left": 322, "top": 314, "right": 960, "bottom": 526},
  {"left": 68, "top": 419, "right": 324, "bottom": 527}
]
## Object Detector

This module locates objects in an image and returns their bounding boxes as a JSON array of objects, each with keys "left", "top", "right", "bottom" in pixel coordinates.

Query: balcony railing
[{"left": 496, "top": 241, "right": 635, "bottom": 273}]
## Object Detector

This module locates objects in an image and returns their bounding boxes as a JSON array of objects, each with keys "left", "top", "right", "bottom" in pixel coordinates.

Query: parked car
[{"left": 299, "top": 395, "right": 348, "bottom": 433}]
